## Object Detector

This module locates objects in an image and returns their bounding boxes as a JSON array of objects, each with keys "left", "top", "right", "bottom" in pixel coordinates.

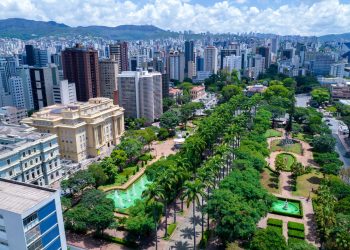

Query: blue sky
[{"left": 1, "top": 0, "right": 350, "bottom": 36}]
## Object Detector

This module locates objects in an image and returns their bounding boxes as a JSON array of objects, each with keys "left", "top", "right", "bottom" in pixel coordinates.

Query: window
[
  {"left": 9, "top": 170, "right": 13, "bottom": 176},
  {"left": 6, "top": 159, "right": 10, "bottom": 165},
  {"left": 25, "top": 162, "right": 28, "bottom": 168},
  {"left": 49, "top": 142, "right": 52, "bottom": 147},
  {"left": 30, "top": 160, "right": 33, "bottom": 165},
  {"left": 23, "top": 152, "right": 26, "bottom": 157},
  {"left": 28, "top": 150, "right": 31, "bottom": 155}
]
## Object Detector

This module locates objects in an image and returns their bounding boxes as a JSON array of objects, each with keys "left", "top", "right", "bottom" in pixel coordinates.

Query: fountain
[
  {"left": 280, "top": 131, "right": 294, "bottom": 145},
  {"left": 271, "top": 198, "right": 303, "bottom": 217},
  {"left": 106, "top": 174, "right": 152, "bottom": 211}
]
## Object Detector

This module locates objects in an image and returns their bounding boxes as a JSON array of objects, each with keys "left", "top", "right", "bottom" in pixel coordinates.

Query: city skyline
[{"left": 0, "top": 0, "right": 350, "bottom": 36}]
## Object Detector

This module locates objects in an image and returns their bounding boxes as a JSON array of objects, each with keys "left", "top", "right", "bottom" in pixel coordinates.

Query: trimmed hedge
[
  {"left": 267, "top": 225, "right": 283, "bottom": 235},
  {"left": 267, "top": 218, "right": 283, "bottom": 227},
  {"left": 99, "top": 234, "right": 138, "bottom": 248},
  {"left": 164, "top": 223, "right": 177, "bottom": 240},
  {"left": 288, "top": 229, "right": 305, "bottom": 239},
  {"left": 287, "top": 221, "right": 305, "bottom": 231}
]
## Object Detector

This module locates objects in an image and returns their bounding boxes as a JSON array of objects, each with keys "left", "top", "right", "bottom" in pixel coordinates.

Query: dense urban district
[{"left": 0, "top": 24, "right": 350, "bottom": 250}]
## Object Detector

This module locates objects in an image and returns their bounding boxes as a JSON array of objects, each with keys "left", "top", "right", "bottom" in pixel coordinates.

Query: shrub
[
  {"left": 288, "top": 229, "right": 305, "bottom": 239},
  {"left": 287, "top": 222, "right": 304, "bottom": 231},
  {"left": 267, "top": 225, "right": 283, "bottom": 235},
  {"left": 267, "top": 218, "right": 283, "bottom": 227},
  {"left": 99, "top": 234, "right": 138, "bottom": 248},
  {"left": 164, "top": 223, "right": 177, "bottom": 239},
  {"left": 199, "top": 229, "right": 210, "bottom": 248}
]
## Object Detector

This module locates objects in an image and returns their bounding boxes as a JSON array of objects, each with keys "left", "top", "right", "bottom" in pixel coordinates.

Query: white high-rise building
[
  {"left": 204, "top": 46, "right": 218, "bottom": 74},
  {"left": 9, "top": 76, "right": 26, "bottom": 109},
  {"left": 0, "top": 106, "right": 27, "bottom": 124},
  {"left": 117, "top": 71, "right": 163, "bottom": 121},
  {"left": 99, "top": 58, "right": 119, "bottom": 104},
  {"left": 168, "top": 51, "right": 185, "bottom": 82},
  {"left": 330, "top": 63, "right": 346, "bottom": 78},
  {"left": 53, "top": 80, "right": 77, "bottom": 105},
  {"left": 16, "top": 65, "right": 34, "bottom": 111},
  {"left": 223, "top": 55, "right": 242, "bottom": 73},
  {"left": 0, "top": 178, "right": 67, "bottom": 250}
]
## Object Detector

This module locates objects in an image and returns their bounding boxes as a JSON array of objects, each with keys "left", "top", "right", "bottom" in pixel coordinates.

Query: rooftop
[{"left": 0, "top": 178, "right": 55, "bottom": 214}]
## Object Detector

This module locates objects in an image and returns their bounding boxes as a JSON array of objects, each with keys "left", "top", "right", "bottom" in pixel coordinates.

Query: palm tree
[
  {"left": 159, "top": 167, "right": 178, "bottom": 237},
  {"left": 182, "top": 180, "right": 205, "bottom": 250},
  {"left": 198, "top": 166, "right": 215, "bottom": 236},
  {"left": 142, "top": 183, "right": 165, "bottom": 250}
]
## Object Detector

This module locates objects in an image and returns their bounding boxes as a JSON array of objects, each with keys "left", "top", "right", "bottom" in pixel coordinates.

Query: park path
[{"left": 259, "top": 133, "right": 320, "bottom": 247}]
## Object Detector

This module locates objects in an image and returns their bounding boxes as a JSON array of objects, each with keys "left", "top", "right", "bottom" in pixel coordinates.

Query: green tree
[
  {"left": 111, "top": 149, "right": 128, "bottom": 172},
  {"left": 117, "top": 138, "right": 143, "bottom": 160},
  {"left": 163, "top": 97, "right": 176, "bottom": 112},
  {"left": 311, "top": 88, "right": 330, "bottom": 106},
  {"left": 221, "top": 85, "right": 242, "bottom": 102},
  {"left": 157, "top": 127, "right": 169, "bottom": 140},
  {"left": 160, "top": 110, "right": 180, "bottom": 130},
  {"left": 287, "top": 238, "right": 317, "bottom": 250},
  {"left": 99, "top": 157, "right": 117, "bottom": 183},
  {"left": 64, "top": 206, "right": 90, "bottom": 233},
  {"left": 88, "top": 163, "right": 108, "bottom": 187},
  {"left": 312, "top": 134, "right": 336, "bottom": 153},
  {"left": 61, "top": 170, "right": 95, "bottom": 196},
  {"left": 250, "top": 228, "right": 287, "bottom": 250}
]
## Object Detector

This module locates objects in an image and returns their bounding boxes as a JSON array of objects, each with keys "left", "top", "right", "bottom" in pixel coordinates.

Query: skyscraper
[
  {"left": 25, "top": 45, "right": 36, "bottom": 66},
  {"left": 61, "top": 44, "right": 101, "bottom": 102},
  {"left": 99, "top": 58, "right": 119, "bottom": 104},
  {"left": 204, "top": 46, "right": 218, "bottom": 74},
  {"left": 109, "top": 42, "right": 129, "bottom": 72},
  {"left": 256, "top": 46, "right": 270, "bottom": 69},
  {"left": 185, "top": 40, "right": 194, "bottom": 76},
  {"left": 117, "top": 71, "right": 162, "bottom": 122},
  {"left": 167, "top": 51, "right": 185, "bottom": 82},
  {"left": 16, "top": 65, "right": 34, "bottom": 110},
  {"left": 29, "top": 64, "right": 59, "bottom": 110}
]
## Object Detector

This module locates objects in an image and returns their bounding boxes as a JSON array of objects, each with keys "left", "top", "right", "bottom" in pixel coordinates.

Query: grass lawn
[
  {"left": 292, "top": 170, "right": 323, "bottom": 198},
  {"left": 261, "top": 168, "right": 280, "bottom": 194},
  {"left": 276, "top": 153, "right": 295, "bottom": 171},
  {"left": 264, "top": 129, "right": 282, "bottom": 138},
  {"left": 270, "top": 139, "right": 303, "bottom": 155}
]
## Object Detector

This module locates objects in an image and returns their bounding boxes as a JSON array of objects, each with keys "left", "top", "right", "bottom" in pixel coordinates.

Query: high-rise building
[
  {"left": 256, "top": 47, "right": 270, "bottom": 69},
  {"left": 330, "top": 63, "right": 346, "bottom": 78},
  {"left": 22, "top": 98, "right": 125, "bottom": 162},
  {"left": 99, "top": 58, "right": 119, "bottom": 104},
  {"left": 29, "top": 64, "right": 59, "bottom": 110},
  {"left": 0, "top": 123, "right": 63, "bottom": 186},
  {"left": 223, "top": 55, "right": 242, "bottom": 73},
  {"left": 16, "top": 65, "right": 34, "bottom": 111},
  {"left": 35, "top": 49, "right": 50, "bottom": 67},
  {"left": 53, "top": 80, "right": 77, "bottom": 105},
  {"left": 220, "top": 48, "right": 239, "bottom": 69},
  {"left": 118, "top": 71, "right": 162, "bottom": 121},
  {"left": 9, "top": 76, "right": 26, "bottom": 109},
  {"left": 61, "top": 44, "right": 100, "bottom": 102},
  {"left": 0, "top": 178, "right": 67, "bottom": 250},
  {"left": 0, "top": 106, "right": 27, "bottom": 124},
  {"left": 109, "top": 42, "right": 129, "bottom": 72},
  {"left": 25, "top": 45, "right": 36, "bottom": 66},
  {"left": 168, "top": 51, "right": 185, "bottom": 82},
  {"left": 204, "top": 46, "right": 218, "bottom": 74},
  {"left": 185, "top": 41, "right": 194, "bottom": 76}
]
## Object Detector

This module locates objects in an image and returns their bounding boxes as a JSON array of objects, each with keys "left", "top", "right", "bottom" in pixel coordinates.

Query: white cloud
[{"left": 0, "top": 0, "right": 350, "bottom": 36}]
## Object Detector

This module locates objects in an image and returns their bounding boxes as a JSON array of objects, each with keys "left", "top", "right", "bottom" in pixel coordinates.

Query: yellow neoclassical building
[{"left": 22, "top": 98, "right": 124, "bottom": 162}]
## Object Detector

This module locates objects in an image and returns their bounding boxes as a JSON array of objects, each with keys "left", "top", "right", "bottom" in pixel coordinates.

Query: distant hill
[
  {"left": 319, "top": 33, "right": 350, "bottom": 42},
  {"left": 0, "top": 18, "right": 175, "bottom": 40}
]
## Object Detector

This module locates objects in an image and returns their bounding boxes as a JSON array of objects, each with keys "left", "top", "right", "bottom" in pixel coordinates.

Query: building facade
[
  {"left": 0, "top": 124, "right": 62, "bottom": 186},
  {"left": 53, "top": 80, "right": 77, "bottom": 105},
  {"left": 61, "top": 44, "right": 100, "bottom": 102},
  {"left": 0, "top": 178, "right": 67, "bottom": 250},
  {"left": 168, "top": 51, "right": 185, "bottom": 82},
  {"left": 118, "top": 71, "right": 163, "bottom": 121},
  {"left": 204, "top": 46, "right": 218, "bottom": 74},
  {"left": 22, "top": 98, "right": 125, "bottom": 163},
  {"left": 109, "top": 42, "right": 128, "bottom": 72},
  {"left": 99, "top": 58, "right": 119, "bottom": 104},
  {"left": 0, "top": 106, "right": 27, "bottom": 124}
]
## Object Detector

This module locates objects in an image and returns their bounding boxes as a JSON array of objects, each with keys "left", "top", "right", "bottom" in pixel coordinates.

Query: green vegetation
[
  {"left": 264, "top": 129, "right": 282, "bottom": 138},
  {"left": 288, "top": 229, "right": 305, "bottom": 240},
  {"left": 267, "top": 218, "right": 283, "bottom": 227},
  {"left": 267, "top": 225, "right": 283, "bottom": 235},
  {"left": 250, "top": 228, "right": 287, "bottom": 250},
  {"left": 270, "top": 140, "right": 302, "bottom": 155},
  {"left": 261, "top": 167, "right": 280, "bottom": 193},
  {"left": 99, "top": 234, "right": 138, "bottom": 248},
  {"left": 275, "top": 153, "right": 296, "bottom": 171},
  {"left": 292, "top": 170, "right": 322, "bottom": 198},
  {"left": 310, "top": 88, "right": 330, "bottom": 107},
  {"left": 164, "top": 223, "right": 177, "bottom": 240},
  {"left": 287, "top": 222, "right": 304, "bottom": 231}
]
